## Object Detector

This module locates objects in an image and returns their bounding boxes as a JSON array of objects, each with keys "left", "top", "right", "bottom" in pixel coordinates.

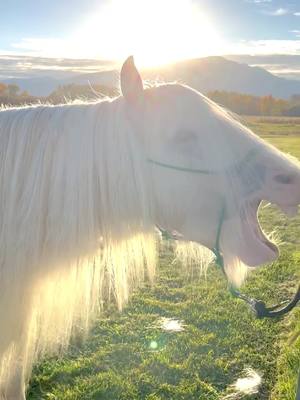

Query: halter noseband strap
[{"left": 147, "top": 159, "right": 216, "bottom": 175}]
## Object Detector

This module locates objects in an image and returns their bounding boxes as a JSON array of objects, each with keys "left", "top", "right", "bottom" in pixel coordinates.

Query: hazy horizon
[{"left": 1, "top": 53, "right": 300, "bottom": 82}]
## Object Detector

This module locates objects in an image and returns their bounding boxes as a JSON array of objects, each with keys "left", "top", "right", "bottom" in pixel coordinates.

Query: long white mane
[{"left": 0, "top": 98, "right": 158, "bottom": 394}]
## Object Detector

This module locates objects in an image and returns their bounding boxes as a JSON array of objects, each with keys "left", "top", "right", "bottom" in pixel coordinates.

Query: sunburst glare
[{"left": 73, "top": 0, "right": 222, "bottom": 66}]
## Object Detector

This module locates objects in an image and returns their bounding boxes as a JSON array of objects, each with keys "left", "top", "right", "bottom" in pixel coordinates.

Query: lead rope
[{"left": 212, "top": 200, "right": 300, "bottom": 319}]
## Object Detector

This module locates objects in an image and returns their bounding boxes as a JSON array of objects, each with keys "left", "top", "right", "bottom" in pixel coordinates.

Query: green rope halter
[{"left": 148, "top": 152, "right": 300, "bottom": 319}]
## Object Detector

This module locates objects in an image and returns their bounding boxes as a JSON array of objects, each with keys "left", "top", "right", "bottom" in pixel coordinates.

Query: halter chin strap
[{"left": 149, "top": 153, "right": 300, "bottom": 319}]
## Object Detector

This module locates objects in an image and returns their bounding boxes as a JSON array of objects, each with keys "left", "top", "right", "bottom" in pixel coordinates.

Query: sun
[{"left": 73, "top": 0, "right": 223, "bottom": 67}]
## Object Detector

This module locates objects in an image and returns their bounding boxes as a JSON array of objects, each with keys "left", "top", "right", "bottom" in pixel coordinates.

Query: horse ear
[{"left": 120, "top": 56, "right": 144, "bottom": 103}]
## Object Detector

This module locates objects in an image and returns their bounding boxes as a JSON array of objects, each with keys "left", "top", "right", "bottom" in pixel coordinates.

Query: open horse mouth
[{"left": 240, "top": 199, "right": 279, "bottom": 266}]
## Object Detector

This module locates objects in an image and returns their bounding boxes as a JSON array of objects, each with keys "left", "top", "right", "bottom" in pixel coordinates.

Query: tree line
[
  {"left": 0, "top": 83, "right": 118, "bottom": 107},
  {"left": 0, "top": 82, "right": 36, "bottom": 105},
  {"left": 206, "top": 91, "right": 300, "bottom": 116},
  {"left": 1, "top": 82, "right": 300, "bottom": 116}
]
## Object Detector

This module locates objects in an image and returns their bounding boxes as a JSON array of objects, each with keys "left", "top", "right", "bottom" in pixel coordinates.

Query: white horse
[{"left": 0, "top": 56, "right": 299, "bottom": 399}]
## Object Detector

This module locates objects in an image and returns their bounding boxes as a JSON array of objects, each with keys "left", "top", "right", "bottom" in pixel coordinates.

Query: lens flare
[{"left": 149, "top": 340, "right": 158, "bottom": 350}]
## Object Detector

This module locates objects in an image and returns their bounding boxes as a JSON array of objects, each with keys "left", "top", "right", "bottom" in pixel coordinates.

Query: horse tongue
[{"left": 280, "top": 205, "right": 298, "bottom": 217}]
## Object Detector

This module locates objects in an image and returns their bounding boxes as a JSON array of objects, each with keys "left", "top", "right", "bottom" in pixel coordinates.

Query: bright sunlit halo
[{"left": 73, "top": 0, "right": 222, "bottom": 67}]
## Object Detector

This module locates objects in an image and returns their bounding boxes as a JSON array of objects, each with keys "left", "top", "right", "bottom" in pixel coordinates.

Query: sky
[{"left": 0, "top": 0, "right": 300, "bottom": 66}]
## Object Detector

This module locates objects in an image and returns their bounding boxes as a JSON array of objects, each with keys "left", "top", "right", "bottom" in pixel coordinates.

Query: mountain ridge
[{"left": 2, "top": 56, "right": 300, "bottom": 98}]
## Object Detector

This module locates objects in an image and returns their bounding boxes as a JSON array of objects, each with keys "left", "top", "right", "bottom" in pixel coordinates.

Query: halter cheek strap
[{"left": 148, "top": 151, "right": 300, "bottom": 319}]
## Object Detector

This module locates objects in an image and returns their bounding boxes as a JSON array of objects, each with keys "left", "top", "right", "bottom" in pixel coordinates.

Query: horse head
[{"left": 121, "top": 56, "right": 300, "bottom": 283}]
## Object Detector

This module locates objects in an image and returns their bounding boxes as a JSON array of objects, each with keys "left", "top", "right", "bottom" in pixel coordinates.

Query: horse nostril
[{"left": 274, "top": 174, "right": 295, "bottom": 184}]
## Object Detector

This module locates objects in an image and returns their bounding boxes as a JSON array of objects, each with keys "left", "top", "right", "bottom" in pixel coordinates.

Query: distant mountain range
[
  {"left": 143, "top": 57, "right": 300, "bottom": 99},
  {"left": 225, "top": 54, "right": 300, "bottom": 80},
  {"left": 3, "top": 56, "right": 300, "bottom": 99}
]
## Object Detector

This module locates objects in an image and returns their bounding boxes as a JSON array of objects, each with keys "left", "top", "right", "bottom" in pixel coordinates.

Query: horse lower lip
[
  {"left": 253, "top": 220, "right": 275, "bottom": 249},
  {"left": 261, "top": 234, "right": 278, "bottom": 253},
  {"left": 249, "top": 199, "right": 278, "bottom": 254},
  {"left": 239, "top": 200, "right": 279, "bottom": 266}
]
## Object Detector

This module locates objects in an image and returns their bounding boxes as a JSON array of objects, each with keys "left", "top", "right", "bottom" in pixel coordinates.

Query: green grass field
[{"left": 28, "top": 118, "right": 300, "bottom": 400}]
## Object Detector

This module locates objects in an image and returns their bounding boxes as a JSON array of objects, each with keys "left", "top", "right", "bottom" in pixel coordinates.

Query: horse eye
[
  {"left": 174, "top": 130, "right": 197, "bottom": 144},
  {"left": 168, "top": 130, "right": 201, "bottom": 158},
  {"left": 274, "top": 174, "right": 295, "bottom": 184}
]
